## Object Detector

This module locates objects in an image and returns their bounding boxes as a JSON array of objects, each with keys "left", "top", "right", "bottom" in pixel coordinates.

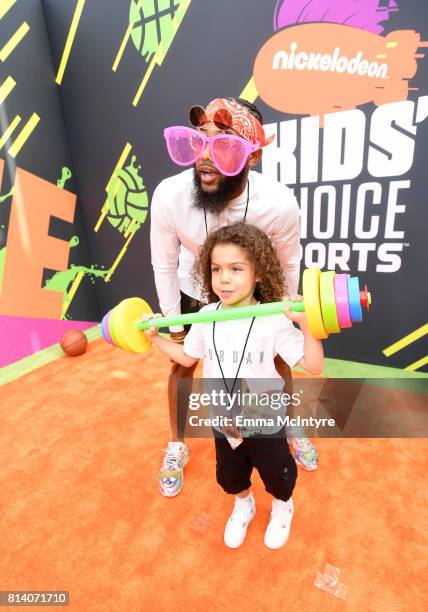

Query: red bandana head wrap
[{"left": 189, "top": 98, "right": 274, "bottom": 147}]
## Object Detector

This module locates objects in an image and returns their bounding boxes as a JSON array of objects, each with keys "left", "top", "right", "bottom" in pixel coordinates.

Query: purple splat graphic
[{"left": 274, "top": 0, "right": 399, "bottom": 35}]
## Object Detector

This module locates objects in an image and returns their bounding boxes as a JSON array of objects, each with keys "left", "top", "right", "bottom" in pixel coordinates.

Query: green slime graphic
[
  {"left": 44, "top": 264, "right": 110, "bottom": 304},
  {"left": 57, "top": 167, "right": 72, "bottom": 189},
  {"left": 0, "top": 187, "right": 14, "bottom": 203}
]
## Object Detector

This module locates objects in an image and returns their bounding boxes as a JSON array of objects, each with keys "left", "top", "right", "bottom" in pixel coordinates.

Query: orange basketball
[{"left": 60, "top": 330, "right": 88, "bottom": 356}]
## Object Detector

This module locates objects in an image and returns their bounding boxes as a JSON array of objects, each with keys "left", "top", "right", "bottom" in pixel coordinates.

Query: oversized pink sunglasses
[{"left": 164, "top": 126, "right": 260, "bottom": 176}]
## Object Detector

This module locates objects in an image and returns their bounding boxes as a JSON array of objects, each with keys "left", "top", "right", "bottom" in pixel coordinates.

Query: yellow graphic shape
[
  {"left": 405, "top": 356, "right": 428, "bottom": 372},
  {"left": 124, "top": 218, "right": 137, "bottom": 238},
  {"left": 112, "top": 22, "right": 133, "bottom": 72},
  {"left": 383, "top": 323, "right": 428, "bottom": 356},
  {"left": 106, "top": 143, "right": 133, "bottom": 192},
  {"left": 0, "top": 22, "right": 30, "bottom": 62},
  {"left": 94, "top": 142, "right": 132, "bottom": 232},
  {"left": 0, "top": 0, "right": 17, "bottom": 20},
  {"left": 8, "top": 112, "right": 40, "bottom": 158},
  {"left": 0, "top": 75, "right": 15, "bottom": 104},
  {"left": 61, "top": 271, "right": 84, "bottom": 318},
  {"left": 55, "top": 0, "right": 86, "bottom": 85},
  {"left": 132, "top": 0, "right": 192, "bottom": 107},
  {"left": 0, "top": 115, "right": 21, "bottom": 150},
  {"left": 239, "top": 76, "right": 258, "bottom": 104},
  {"left": 104, "top": 229, "right": 139, "bottom": 282}
]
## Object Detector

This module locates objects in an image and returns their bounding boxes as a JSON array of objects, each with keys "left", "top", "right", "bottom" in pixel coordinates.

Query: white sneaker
[
  {"left": 264, "top": 497, "right": 294, "bottom": 549},
  {"left": 224, "top": 493, "right": 256, "bottom": 549},
  {"left": 159, "top": 441, "right": 190, "bottom": 497}
]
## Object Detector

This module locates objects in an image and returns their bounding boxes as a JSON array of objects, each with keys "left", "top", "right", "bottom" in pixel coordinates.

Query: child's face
[{"left": 210, "top": 243, "right": 259, "bottom": 308}]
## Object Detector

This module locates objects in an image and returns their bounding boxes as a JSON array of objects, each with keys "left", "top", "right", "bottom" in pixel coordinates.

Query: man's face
[
  {"left": 192, "top": 121, "right": 254, "bottom": 213},
  {"left": 194, "top": 121, "right": 242, "bottom": 193}
]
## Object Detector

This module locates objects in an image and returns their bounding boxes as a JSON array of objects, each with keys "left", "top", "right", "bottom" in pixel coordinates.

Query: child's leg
[
  {"left": 248, "top": 434, "right": 297, "bottom": 549},
  {"left": 214, "top": 435, "right": 256, "bottom": 549},
  {"left": 249, "top": 434, "right": 297, "bottom": 502},
  {"left": 236, "top": 489, "right": 250, "bottom": 498},
  {"left": 214, "top": 434, "right": 252, "bottom": 495}
]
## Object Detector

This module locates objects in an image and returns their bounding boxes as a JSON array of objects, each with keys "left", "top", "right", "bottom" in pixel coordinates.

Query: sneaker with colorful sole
[
  {"left": 287, "top": 435, "right": 318, "bottom": 471},
  {"left": 159, "top": 441, "right": 190, "bottom": 497}
]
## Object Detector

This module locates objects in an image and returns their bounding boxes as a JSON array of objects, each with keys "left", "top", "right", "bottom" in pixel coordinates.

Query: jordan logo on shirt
[{"left": 206, "top": 348, "right": 264, "bottom": 364}]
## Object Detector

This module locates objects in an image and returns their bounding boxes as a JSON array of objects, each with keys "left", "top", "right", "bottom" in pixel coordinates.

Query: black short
[
  {"left": 214, "top": 431, "right": 297, "bottom": 501},
  {"left": 180, "top": 291, "right": 205, "bottom": 333}
]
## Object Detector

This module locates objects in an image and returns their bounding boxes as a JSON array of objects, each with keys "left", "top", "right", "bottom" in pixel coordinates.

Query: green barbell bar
[{"left": 101, "top": 269, "right": 371, "bottom": 353}]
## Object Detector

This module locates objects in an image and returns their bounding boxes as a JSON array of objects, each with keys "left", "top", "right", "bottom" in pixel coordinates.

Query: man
[{"left": 150, "top": 97, "right": 318, "bottom": 497}]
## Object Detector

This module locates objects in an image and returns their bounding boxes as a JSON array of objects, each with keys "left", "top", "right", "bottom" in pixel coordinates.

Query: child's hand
[
  {"left": 284, "top": 294, "right": 307, "bottom": 324},
  {"left": 141, "top": 312, "right": 162, "bottom": 338}
]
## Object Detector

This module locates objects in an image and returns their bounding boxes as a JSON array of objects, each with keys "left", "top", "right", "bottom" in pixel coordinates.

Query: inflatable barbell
[{"left": 101, "top": 269, "right": 371, "bottom": 353}]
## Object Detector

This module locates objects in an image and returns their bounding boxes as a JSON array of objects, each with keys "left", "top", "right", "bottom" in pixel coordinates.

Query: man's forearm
[
  {"left": 152, "top": 270, "right": 184, "bottom": 332},
  {"left": 283, "top": 262, "right": 301, "bottom": 296}
]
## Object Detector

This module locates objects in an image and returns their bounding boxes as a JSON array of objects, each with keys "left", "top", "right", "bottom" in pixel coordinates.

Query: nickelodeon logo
[
  {"left": 272, "top": 43, "right": 388, "bottom": 79},
  {"left": 254, "top": 22, "right": 427, "bottom": 116}
]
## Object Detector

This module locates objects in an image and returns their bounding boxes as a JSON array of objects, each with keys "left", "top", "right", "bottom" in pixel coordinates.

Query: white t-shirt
[
  {"left": 150, "top": 169, "right": 301, "bottom": 331},
  {"left": 183, "top": 303, "right": 304, "bottom": 378},
  {"left": 183, "top": 303, "right": 305, "bottom": 436}
]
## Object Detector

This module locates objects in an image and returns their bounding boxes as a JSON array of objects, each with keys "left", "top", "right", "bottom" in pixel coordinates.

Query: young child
[{"left": 142, "top": 223, "right": 324, "bottom": 549}]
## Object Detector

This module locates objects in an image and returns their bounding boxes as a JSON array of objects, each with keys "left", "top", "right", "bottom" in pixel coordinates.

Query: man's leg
[
  {"left": 159, "top": 292, "right": 202, "bottom": 497},
  {"left": 168, "top": 360, "right": 199, "bottom": 443},
  {"left": 273, "top": 354, "right": 318, "bottom": 471}
]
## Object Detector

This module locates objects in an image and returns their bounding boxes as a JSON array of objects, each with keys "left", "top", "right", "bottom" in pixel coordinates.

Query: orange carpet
[{"left": 0, "top": 339, "right": 427, "bottom": 611}]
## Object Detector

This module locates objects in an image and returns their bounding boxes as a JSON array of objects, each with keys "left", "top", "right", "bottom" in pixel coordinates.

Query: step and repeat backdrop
[{"left": 0, "top": 0, "right": 427, "bottom": 370}]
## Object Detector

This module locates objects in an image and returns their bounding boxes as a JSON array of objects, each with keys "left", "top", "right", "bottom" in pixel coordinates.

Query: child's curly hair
[{"left": 193, "top": 222, "right": 285, "bottom": 304}]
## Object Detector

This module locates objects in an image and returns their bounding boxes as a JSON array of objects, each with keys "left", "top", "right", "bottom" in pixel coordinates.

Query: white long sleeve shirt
[{"left": 150, "top": 169, "right": 301, "bottom": 331}]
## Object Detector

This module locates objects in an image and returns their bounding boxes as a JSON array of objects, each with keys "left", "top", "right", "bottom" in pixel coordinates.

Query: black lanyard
[
  {"left": 212, "top": 302, "right": 255, "bottom": 400},
  {"left": 204, "top": 180, "right": 249, "bottom": 236}
]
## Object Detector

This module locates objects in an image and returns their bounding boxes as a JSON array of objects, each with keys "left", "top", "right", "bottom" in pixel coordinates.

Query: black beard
[{"left": 192, "top": 166, "right": 248, "bottom": 214}]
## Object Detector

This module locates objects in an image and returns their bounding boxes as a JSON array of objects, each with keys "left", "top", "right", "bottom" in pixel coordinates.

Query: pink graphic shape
[
  {"left": 334, "top": 274, "right": 352, "bottom": 329},
  {"left": 0, "top": 316, "right": 97, "bottom": 367},
  {"left": 101, "top": 310, "right": 113, "bottom": 345},
  {"left": 274, "top": 0, "right": 399, "bottom": 35}
]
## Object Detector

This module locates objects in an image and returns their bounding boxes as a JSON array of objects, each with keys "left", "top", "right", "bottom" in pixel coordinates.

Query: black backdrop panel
[
  {"left": 0, "top": 0, "right": 99, "bottom": 321},
  {"left": 37, "top": 0, "right": 428, "bottom": 370}
]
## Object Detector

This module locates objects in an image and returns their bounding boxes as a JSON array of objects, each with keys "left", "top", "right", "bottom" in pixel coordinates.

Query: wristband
[{"left": 170, "top": 331, "right": 186, "bottom": 343}]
